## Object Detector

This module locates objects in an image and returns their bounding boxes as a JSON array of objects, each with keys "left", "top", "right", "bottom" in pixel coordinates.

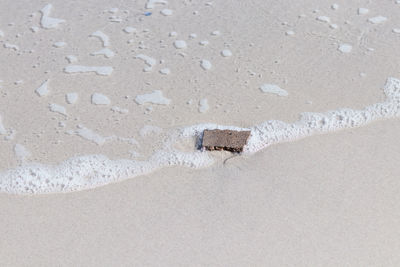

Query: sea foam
[{"left": 1, "top": 78, "right": 400, "bottom": 194}]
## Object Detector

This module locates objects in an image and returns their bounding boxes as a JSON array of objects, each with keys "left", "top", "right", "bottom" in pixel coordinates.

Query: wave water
[{"left": 1, "top": 77, "right": 399, "bottom": 194}]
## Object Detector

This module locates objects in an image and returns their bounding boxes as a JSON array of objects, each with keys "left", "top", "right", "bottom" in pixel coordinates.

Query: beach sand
[
  {"left": 2, "top": 120, "right": 400, "bottom": 266},
  {"left": 1, "top": 0, "right": 400, "bottom": 265}
]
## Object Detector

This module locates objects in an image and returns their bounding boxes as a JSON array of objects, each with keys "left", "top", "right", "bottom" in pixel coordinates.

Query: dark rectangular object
[{"left": 202, "top": 129, "right": 251, "bottom": 153}]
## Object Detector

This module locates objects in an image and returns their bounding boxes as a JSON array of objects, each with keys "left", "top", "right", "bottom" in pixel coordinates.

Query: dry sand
[{"left": 1, "top": 0, "right": 400, "bottom": 265}]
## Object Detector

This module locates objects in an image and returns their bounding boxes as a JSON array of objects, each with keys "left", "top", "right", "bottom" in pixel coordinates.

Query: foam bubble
[
  {"left": 111, "top": 106, "right": 129, "bottom": 114},
  {"left": 92, "top": 93, "right": 111, "bottom": 105},
  {"left": 35, "top": 80, "right": 50, "bottom": 97},
  {"left": 40, "top": 4, "right": 65, "bottom": 29},
  {"left": 90, "top": 48, "right": 115, "bottom": 58},
  {"left": 260, "top": 84, "right": 288, "bottom": 96},
  {"left": 159, "top": 68, "right": 170, "bottom": 75},
  {"left": 200, "top": 59, "right": 212, "bottom": 70},
  {"left": 316, "top": 16, "right": 330, "bottom": 23},
  {"left": 338, "top": 43, "right": 352, "bottom": 53},
  {"left": 71, "top": 126, "right": 106, "bottom": 145},
  {"left": 174, "top": 40, "right": 187, "bottom": 49},
  {"left": 66, "top": 93, "right": 78, "bottom": 104},
  {"left": 49, "top": 103, "right": 67, "bottom": 116},
  {"left": 53, "top": 42, "right": 66, "bottom": 48},
  {"left": 64, "top": 65, "right": 113, "bottom": 76},
  {"left": 123, "top": 27, "right": 136, "bottom": 33},
  {"left": 368, "top": 16, "right": 387, "bottom": 24},
  {"left": 135, "top": 90, "right": 171, "bottom": 105},
  {"left": 329, "top": 24, "right": 338, "bottom": 29},
  {"left": 4, "top": 43, "right": 19, "bottom": 51},
  {"left": 161, "top": 9, "right": 173, "bottom": 16},
  {"left": 146, "top": 0, "right": 168, "bottom": 9},
  {"left": 0, "top": 114, "right": 6, "bottom": 135},
  {"left": 30, "top": 26, "right": 39, "bottom": 33},
  {"left": 14, "top": 144, "right": 31, "bottom": 163},
  {"left": 358, "top": 8, "right": 369, "bottom": 15},
  {"left": 198, "top": 98, "right": 209, "bottom": 113},
  {"left": 90, "top": 31, "right": 110, "bottom": 47},
  {"left": 65, "top": 55, "right": 78, "bottom": 63},
  {"left": 136, "top": 54, "right": 157, "bottom": 72},
  {"left": 199, "top": 40, "right": 209, "bottom": 46},
  {"left": 221, "top": 49, "right": 232, "bottom": 57}
]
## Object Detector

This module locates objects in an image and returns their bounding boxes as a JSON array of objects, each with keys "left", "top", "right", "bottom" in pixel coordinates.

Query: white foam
[
  {"left": 66, "top": 93, "right": 78, "bottom": 104},
  {"left": 65, "top": 55, "right": 78, "bottom": 63},
  {"left": 64, "top": 65, "right": 113, "bottom": 76},
  {"left": 136, "top": 54, "right": 157, "bottom": 72},
  {"left": 174, "top": 40, "right": 187, "bottom": 49},
  {"left": 4, "top": 43, "right": 19, "bottom": 51},
  {"left": 221, "top": 49, "right": 232, "bottom": 57},
  {"left": 92, "top": 93, "right": 111, "bottom": 105},
  {"left": 260, "top": 84, "right": 288, "bottom": 97},
  {"left": 393, "top": 28, "right": 400, "bottom": 34},
  {"left": 35, "top": 80, "right": 50, "bottom": 97},
  {"left": 358, "top": 8, "right": 369, "bottom": 15},
  {"left": 68, "top": 125, "right": 137, "bottom": 146},
  {"left": 329, "top": 24, "right": 338, "bottom": 29},
  {"left": 5, "top": 128, "right": 16, "bottom": 141},
  {"left": 368, "top": 16, "right": 387, "bottom": 24},
  {"left": 111, "top": 106, "right": 129, "bottom": 114},
  {"left": 30, "top": 26, "right": 39, "bottom": 33},
  {"left": 146, "top": 0, "right": 168, "bottom": 9},
  {"left": 199, "top": 40, "right": 209, "bottom": 46},
  {"left": 91, "top": 48, "right": 115, "bottom": 58},
  {"left": 200, "top": 59, "right": 212, "bottom": 70},
  {"left": 3, "top": 78, "right": 400, "bottom": 194},
  {"left": 0, "top": 114, "right": 6, "bottom": 135},
  {"left": 40, "top": 4, "right": 65, "bottom": 29},
  {"left": 198, "top": 98, "right": 209, "bottom": 113},
  {"left": 316, "top": 16, "right": 330, "bottom": 23},
  {"left": 338, "top": 43, "right": 352, "bottom": 53},
  {"left": 53, "top": 41, "right": 66, "bottom": 48},
  {"left": 90, "top": 31, "right": 110, "bottom": 47},
  {"left": 135, "top": 90, "right": 171, "bottom": 105},
  {"left": 71, "top": 126, "right": 106, "bottom": 145},
  {"left": 123, "top": 27, "right": 136, "bottom": 33},
  {"left": 159, "top": 68, "right": 170, "bottom": 75},
  {"left": 161, "top": 9, "right": 173, "bottom": 16},
  {"left": 14, "top": 144, "right": 31, "bottom": 163},
  {"left": 49, "top": 103, "right": 67, "bottom": 116},
  {"left": 109, "top": 8, "right": 118, "bottom": 13}
]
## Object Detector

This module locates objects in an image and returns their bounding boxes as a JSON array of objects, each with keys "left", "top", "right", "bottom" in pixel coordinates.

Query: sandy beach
[{"left": 1, "top": 0, "right": 400, "bottom": 265}]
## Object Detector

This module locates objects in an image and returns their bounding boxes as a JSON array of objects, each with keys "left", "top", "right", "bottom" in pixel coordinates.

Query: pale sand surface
[
  {"left": 2, "top": 120, "right": 400, "bottom": 266},
  {"left": 1, "top": 0, "right": 400, "bottom": 265}
]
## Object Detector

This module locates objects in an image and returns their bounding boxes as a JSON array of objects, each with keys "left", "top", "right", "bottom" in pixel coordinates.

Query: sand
[
  {"left": 2, "top": 121, "right": 400, "bottom": 266},
  {"left": 1, "top": 0, "right": 400, "bottom": 265}
]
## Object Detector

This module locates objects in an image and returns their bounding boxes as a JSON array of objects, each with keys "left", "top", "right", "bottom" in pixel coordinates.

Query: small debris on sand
[{"left": 201, "top": 129, "right": 251, "bottom": 153}]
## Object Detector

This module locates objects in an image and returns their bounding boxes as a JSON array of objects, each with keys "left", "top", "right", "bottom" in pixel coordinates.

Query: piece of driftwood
[{"left": 201, "top": 129, "right": 251, "bottom": 153}]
